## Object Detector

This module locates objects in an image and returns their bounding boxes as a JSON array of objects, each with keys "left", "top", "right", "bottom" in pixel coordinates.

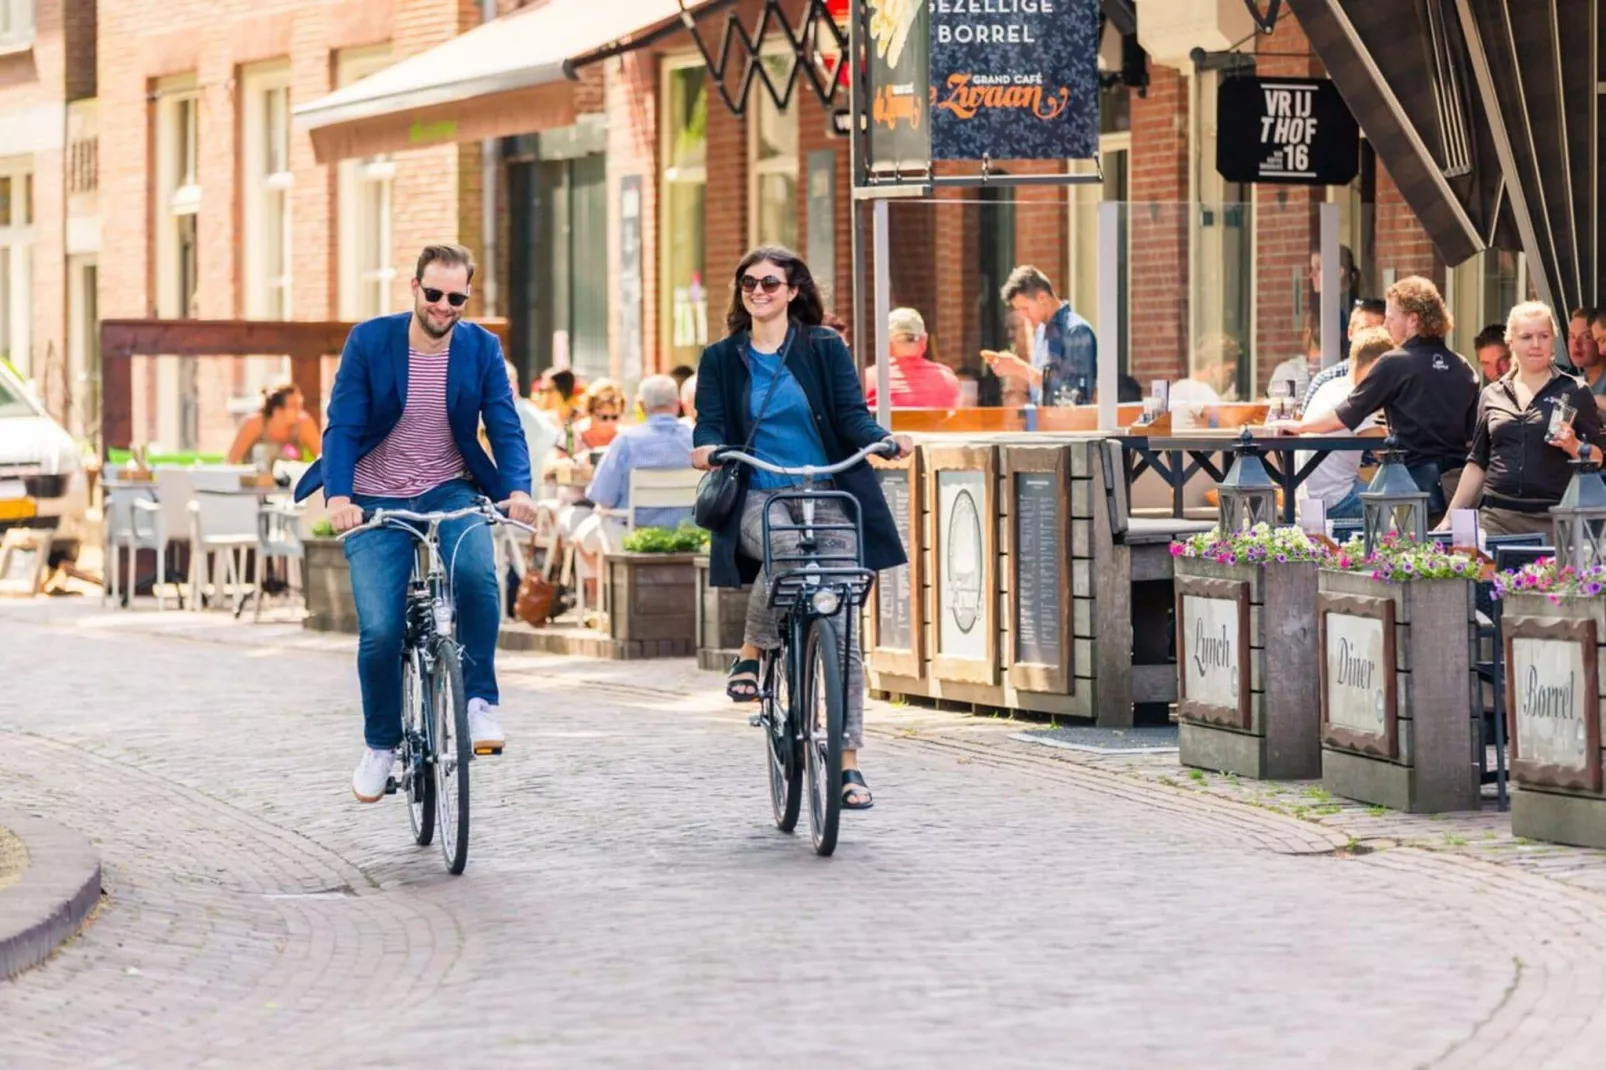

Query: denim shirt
[
  {"left": 584, "top": 413, "right": 696, "bottom": 529},
  {"left": 746, "top": 340, "right": 828, "bottom": 489},
  {"left": 1035, "top": 301, "right": 1098, "bottom": 405}
]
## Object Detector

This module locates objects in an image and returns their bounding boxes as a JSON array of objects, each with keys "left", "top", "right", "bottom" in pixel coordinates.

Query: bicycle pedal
[
  {"left": 473, "top": 744, "right": 503, "bottom": 756},
  {"left": 748, "top": 714, "right": 764, "bottom": 728},
  {"left": 384, "top": 777, "right": 399, "bottom": 795}
]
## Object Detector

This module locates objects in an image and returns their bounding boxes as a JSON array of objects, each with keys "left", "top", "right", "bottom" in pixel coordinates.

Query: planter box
[
  {"left": 303, "top": 538, "right": 356, "bottom": 634},
  {"left": 604, "top": 552, "right": 698, "bottom": 645},
  {"left": 1174, "top": 556, "right": 1322, "bottom": 779},
  {"left": 1316, "top": 570, "right": 1479, "bottom": 813},
  {"left": 1501, "top": 593, "right": 1606, "bottom": 848},
  {"left": 694, "top": 556, "right": 749, "bottom": 672}
]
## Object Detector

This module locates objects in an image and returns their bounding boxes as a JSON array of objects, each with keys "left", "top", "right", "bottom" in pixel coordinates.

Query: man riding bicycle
[{"left": 295, "top": 243, "right": 539, "bottom": 802}]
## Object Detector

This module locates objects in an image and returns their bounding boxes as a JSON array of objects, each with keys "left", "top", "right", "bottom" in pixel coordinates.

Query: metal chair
[
  {"left": 190, "top": 488, "right": 262, "bottom": 614},
  {"left": 102, "top": 480, "right": 159, "bottom": 609},
  {"left": 251, "top": 499, "right": 305, "bottom": 621}
]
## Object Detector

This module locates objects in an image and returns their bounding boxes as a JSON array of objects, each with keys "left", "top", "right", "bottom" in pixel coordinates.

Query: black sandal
[
  {"left": 841, "top": 769, "right": 874, "bottom": 810},
  {"left": 726, "top": 658, "right": 761, "bottom": 703}
]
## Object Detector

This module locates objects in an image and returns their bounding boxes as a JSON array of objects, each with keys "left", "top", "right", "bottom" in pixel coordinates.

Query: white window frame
[
  {"left": 241, "top": 62, "right": 293, "bottom": 322},
  {"left": 660, "top": 53, "right": 709, "bottom": 362},
  {"left": 0, "top": 0, "right": 35, "bottom": 50},
  {"left": 746, "top": 48, "right": 799, "bottom": 248},
  {"left": 0, "top": 156, "right": 33, "bottom": 375},
  {"left": 150, "top": 76, "right": 199, "bottom": 449},
  {"left": 336, "top": 46, "right": 396, "bottom": 321}
]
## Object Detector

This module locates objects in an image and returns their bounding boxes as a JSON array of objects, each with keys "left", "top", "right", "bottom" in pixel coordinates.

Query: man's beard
[{"left": 415, "top": 307, "right": 458, "bottom": 339}]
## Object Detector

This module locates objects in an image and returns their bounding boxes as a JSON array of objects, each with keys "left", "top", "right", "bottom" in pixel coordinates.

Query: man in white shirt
[{"left": 1296, "top": 326, "right": 1394, "bottom": 519}]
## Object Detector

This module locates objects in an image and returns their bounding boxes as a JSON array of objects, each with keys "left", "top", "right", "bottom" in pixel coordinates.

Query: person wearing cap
[{"left": 865, "top": 307, "right": 962, "bottom": 411}]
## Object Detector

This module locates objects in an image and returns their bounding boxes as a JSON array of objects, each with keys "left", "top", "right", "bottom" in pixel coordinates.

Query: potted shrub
[
  {"left": 1316, "top": 535, "right": 1485, "bottom": 812},
  {"left": 1170, "top": 524, "right": 1331, "bottom": 779},
  {"left": 1492, "top": 559, "right": 1606, "bottom": 847},
  {"left": 302, "top": 517, "right": 356, "bottom": 633},
  {"left": 603, "top": 525, "right": 707, "bottom": 648}
]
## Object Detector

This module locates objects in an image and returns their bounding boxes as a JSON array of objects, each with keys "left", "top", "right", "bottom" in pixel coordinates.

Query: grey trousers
[{"left": 738, "top": 491, "right": 865, "bottom": 750}]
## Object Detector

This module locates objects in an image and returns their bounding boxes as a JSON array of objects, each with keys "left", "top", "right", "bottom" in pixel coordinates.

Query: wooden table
[{"left": 1120, "top": 431, "right": 1386, "bottom": 524}]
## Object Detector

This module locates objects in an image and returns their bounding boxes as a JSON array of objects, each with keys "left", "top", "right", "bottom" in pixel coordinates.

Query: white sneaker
[
  {"left": 467, "top": 698, "right": 506, "bottom": 754},
  {"left": 352, "top": 747, "right": 396, "bottom": 803}
]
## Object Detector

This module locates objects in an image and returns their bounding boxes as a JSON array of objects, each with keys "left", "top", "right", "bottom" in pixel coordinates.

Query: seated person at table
[
  {"left": 571, "top": 375, "right": 696, "bottom": 596},
  {"left": 1266, "top": 315, "right": 1322, "bottom": 405},
  {"left": 1302, "top": 299, "right": 1387, "bottom": 412},
  {"left": 1296, "top": 326, "right": 1391, "bottom": 521},
  {"left": 227, "top": 382, "right": 321, "bottom": 467},
  {"left": 1439, "top": 301, "right": 1600, "bottom": 537},
  {"left": 1168, "top": 333, "right": 1241, "bottom": 409},
  {"left": 865, "top": 307, "right": 962, "bottom": 410},
  {"left": 576, "top": 379, "right": 625, "bottom": 450},
  {"left": 1272, "top": 276, "right": 1477, "bottom": 523}
]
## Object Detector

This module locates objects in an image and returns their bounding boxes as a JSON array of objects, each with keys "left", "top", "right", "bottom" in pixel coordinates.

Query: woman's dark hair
[
  {"left": 261, "top": 382, "right": 300, "bottom": 421},
  {"left": 724, "top": 246, "right": 825, "bottom": 336}
]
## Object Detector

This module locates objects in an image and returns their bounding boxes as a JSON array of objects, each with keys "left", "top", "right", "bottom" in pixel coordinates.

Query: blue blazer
[{"left": 293, "top": 313, "right": 532, "bottom": 503}]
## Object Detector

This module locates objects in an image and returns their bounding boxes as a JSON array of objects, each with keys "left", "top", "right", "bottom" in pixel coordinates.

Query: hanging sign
[
  {"left": 1216, "top": 76, "right": 1360, "bottom": 186},
  {"left": 867, "top": 0, "right": 933, "bottom": 171},
  {"left": 927, "top": 0, "right": 1099, "bottom": 161}
]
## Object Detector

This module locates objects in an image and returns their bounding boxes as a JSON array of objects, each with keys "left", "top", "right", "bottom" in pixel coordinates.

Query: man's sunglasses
[
  {"left": 421, "top": 287, "right": 470, "bottom": 307},
  {"left": 739, "top": 274, "right": 787, "bottom": 294}
]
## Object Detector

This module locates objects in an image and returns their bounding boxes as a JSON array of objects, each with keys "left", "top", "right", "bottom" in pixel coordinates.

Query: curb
[{"left": 0, "top": 810, "right": 101, "bottom": 980}]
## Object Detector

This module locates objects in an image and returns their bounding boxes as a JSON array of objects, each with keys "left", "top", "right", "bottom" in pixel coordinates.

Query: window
[
  {"left": 0, "top": 158, "right": 31, "bottom": 376},
  {"left": 337, "top": 47, "right": 396, "bottom": 321},
  {"left": 152, "top": 77, "right": 199, "bottom": 448},
  {"left": 662, "top": 55, "right": 708, "bottom": 368},
  {"left": 1066, "top": 84, "right": 1131, "bottom": 376},
  {"left": 0, "top": 0, "right": 34, "bottom": 48},
  {"left": 748, "top": 51, "right": 798, "bottom": 249},
  {"left": 242, "top": 63, "right": 293, "bottom": 321}
]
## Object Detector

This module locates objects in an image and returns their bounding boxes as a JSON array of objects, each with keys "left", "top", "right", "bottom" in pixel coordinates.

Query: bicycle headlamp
[{"left": 810, "top": 588, "right": 841, "bottom": 617}]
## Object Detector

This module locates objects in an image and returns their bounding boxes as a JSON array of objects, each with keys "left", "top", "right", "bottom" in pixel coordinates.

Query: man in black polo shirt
[{"left": 1272, "top": 276, "right": 1478, "bottom": 521}]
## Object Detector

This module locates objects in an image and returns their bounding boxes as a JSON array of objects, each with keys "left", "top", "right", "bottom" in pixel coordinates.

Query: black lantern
[
  {"left": 1216, "top": 428, "right": 1278, "bottom": 533},
  {"left": 1551, "top": 443, "right": 1606, "bottom": 570},
  {"left": 1360, "top": 436, "right": 1429, "bottom": 554}
]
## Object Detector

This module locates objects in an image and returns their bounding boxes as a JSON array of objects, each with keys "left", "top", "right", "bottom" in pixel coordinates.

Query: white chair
[
  {"left": 190, "top": 488, "right": 262, "bottom": 613},
  {"left": 144, "top": 465, "right": 198, "bottom": 608},
  {"left": 253, "top": 498, "right": 305, "bottom": 621},
  {"left": 102, "top": 480, "right": 160, "bottom": 609},
  {"left": 593, "top": 467, "right": 703, "bottom": 551}
]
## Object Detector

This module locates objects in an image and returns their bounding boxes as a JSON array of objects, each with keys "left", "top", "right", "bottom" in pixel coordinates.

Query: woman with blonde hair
[
  {"left": 576, "top": 378, "right": 624, "bottom": 450},
  {"left": 1438, "top": 301, "right": 1600, "bottom": 536}
]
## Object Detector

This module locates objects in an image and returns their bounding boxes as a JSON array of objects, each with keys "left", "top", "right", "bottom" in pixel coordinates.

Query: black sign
[
  {"left": 867, "top": 0, "right": 932, "bottom": 171},
  {"left": 1014, "top": 472, "right": 1063, "bottom": 666},
  {"left": 1216, "top": 76, "right": 1359, "bottom": 186},
  {"left": 928, "top": 0, "right": 1099, "bottom": 161},
  {"left": 876, "top": 469, "right": 914, "bottom": 651}
]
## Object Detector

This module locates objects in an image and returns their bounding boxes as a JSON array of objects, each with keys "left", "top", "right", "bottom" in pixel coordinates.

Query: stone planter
[
  {"left": 603, "top": 552, "right": 697, "bottom": 651},
  {"left": 302, "top": 537, "right": 356, "bottom": 634},
  {"left": 694, "top": 556, "right": 749, "bottom": 672},
  {"left": 1316, "top": 570, "right": 1479, "bottom": 813},
  {"left": 1174, "top": 556, "right": 1322, "bottom": 779},
  {"left": 1501, "top": 593, "right": 1606, "bottom": 848}
]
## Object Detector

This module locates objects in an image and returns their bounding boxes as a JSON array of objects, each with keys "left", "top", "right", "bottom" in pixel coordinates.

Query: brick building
[{"left": 0, "top": 0, "right": 1531, "bottom": 453}]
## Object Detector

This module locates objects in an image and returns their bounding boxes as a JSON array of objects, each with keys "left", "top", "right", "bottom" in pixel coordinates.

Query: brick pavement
[{"left": 4, "top": 600, "right": 1606, "bottom": 1067}]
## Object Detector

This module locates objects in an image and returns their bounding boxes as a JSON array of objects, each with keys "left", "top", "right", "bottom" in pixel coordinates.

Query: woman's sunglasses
[
  {"left": 421, "top": 287, "right": 470, "bottom": 307},
  {"left": 739, "top": 274, "right": 787, "bottom": 294},
  {"left": 595, "top": 412, "right": 620, "bottom": 422}
]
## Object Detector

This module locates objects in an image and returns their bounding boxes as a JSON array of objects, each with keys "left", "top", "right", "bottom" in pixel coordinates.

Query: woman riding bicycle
[{"left": 691, "top": 246, "right": 912, "bottom": 811}]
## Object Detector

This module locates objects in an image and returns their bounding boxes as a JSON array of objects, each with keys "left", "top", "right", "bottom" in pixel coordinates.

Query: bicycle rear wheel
[
  {"left": 402, "top": 648, "right": 436, "bottom": 846},
  {"left": 764, "top": 646, "right": 802, "bottom": 832},
  {"left": 430, "top": 639, "right": 472, "bottom": 874},
  {"left": 802, "top": 616, "right": 845, "bottom": 856}
]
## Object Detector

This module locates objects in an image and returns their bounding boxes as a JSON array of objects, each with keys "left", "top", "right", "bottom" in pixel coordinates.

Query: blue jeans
[
  {"left": 1328, "top": 479, "right": 1365, "bottom": 520},
  {"left": 345, "top": 479, "right": 501, "bottom": 749}
]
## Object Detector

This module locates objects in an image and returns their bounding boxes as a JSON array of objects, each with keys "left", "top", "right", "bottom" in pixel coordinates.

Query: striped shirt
[{"left": 352, "top": 347, "right": 466, "bottom": 497}]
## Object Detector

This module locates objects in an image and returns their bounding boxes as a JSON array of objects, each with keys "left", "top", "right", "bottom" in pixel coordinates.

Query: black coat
[{"left": 693, "top": 325, "right": 908, "bottom": 588}]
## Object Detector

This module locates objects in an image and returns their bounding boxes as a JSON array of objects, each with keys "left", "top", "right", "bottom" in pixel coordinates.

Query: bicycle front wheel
[
  {"left": 430, "top": 639, "right": 472, "bottom": 874},
  {"left": 403, "top": 648, "right": 436, "bottom": 846},
  {"left": 802, "top": 616, "right": 845, "bottom": 857}
]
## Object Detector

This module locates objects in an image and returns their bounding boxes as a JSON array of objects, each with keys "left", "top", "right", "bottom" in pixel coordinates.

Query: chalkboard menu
[
  {"left": 1014, "top": 472, "right": 1062, "bottom": 666},
  {"left": 876, "top": 468, "right": 914, "bottom": 652}
]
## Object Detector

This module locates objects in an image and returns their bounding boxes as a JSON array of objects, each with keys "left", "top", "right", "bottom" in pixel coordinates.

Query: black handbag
[{"left": 694, "top": 335, "right": 791, "bottom": 530}]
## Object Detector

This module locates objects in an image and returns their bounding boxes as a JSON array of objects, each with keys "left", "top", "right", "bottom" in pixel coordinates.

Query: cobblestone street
[{"left": 5, "top": 601, "right": 1606, "bottom": 1068}]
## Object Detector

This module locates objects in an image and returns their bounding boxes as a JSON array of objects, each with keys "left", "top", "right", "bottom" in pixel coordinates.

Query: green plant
[
  {"left": 621, "top": 525, "right": 709, "bottom": 554},
  {"left": 1187, "top": 769, "right": 1206, "bottom": 783},
  {"left": 1493, "top": 558, "right": 1606, "bottom": 603},
  {"left": 1323, "top": 532, "right": 1486, "bottom": 584}
]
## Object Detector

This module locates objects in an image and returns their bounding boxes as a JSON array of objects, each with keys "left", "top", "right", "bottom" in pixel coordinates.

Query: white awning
[{"left": 295, "top": 0, "right": 699, "bottom": 162}]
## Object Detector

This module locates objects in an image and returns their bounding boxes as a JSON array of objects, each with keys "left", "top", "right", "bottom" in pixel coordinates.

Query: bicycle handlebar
[
  {"left": 710, "top": 439, "right": 898, "bottom": 478},
  {"left": 337, "top": 501, "right": 537, "bottom": 540}
]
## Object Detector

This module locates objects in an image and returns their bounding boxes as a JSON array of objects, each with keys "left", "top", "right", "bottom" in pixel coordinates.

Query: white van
[{"left": 0, "top": 362, "right": 88, "bottom": 564}]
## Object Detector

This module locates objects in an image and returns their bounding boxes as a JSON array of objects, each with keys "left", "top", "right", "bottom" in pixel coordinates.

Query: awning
[{"left": 294, "top": 0, "right": 701, "bottom": 163}]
